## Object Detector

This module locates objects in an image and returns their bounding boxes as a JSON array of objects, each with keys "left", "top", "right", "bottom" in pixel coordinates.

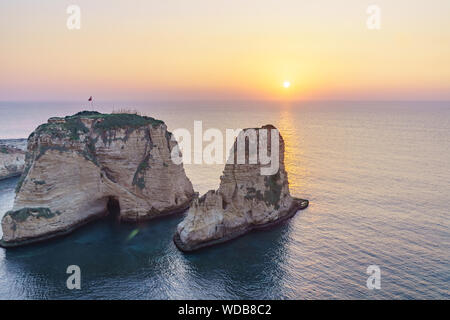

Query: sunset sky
[{"left": 1, "top": 0, "right": 450, "bottom": 101}]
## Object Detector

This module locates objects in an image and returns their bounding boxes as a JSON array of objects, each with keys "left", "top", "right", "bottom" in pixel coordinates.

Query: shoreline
[{"left": 173, "top": 198, "right": 309, "bottom": 253}]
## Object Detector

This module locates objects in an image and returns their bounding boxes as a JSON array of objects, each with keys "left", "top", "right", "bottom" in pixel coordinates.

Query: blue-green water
[
  {"left": 0, "top": 101, "right": 449, "bottom": 299},
  {"left": 0, "top": 181, "right": 302, "bottom": 299}
]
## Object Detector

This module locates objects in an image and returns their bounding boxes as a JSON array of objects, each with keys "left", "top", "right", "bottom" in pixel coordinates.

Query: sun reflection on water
[{"left": 277, "top": 104, "right": 308, "bottom": 198}]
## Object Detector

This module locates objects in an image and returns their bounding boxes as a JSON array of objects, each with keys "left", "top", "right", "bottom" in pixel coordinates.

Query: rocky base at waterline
[
  {"left": 0, "top": 140, "right": 27, "bottom": 181},
  {"left": 0, "top": 111, "right": 194, "bottom": 247},
  {"left": 174, "top": 197, "right": 308, "bottom": 252},
  {"left": 174, "top": 125, "right": 309, "bottom": 252},
  {"left": 0, "top": 207, "right": 109, "bottom": 248}
]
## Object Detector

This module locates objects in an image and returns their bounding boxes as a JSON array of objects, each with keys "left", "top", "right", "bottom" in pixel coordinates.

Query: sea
[{"left": 0, "top": 100, "right": 449, "bottom": 299}]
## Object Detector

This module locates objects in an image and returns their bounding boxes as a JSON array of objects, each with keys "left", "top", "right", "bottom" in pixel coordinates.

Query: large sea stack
[
  {"left": 0, "top": 111, "right": 194, "bottom": 247},
  {"left": 174, "top": 125, "right": 308, "bottom": 252}
]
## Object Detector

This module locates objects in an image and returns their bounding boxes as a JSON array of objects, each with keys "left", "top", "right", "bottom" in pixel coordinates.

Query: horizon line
[{"left": 1, "top": 99, "right": 450, "bottom": 104}]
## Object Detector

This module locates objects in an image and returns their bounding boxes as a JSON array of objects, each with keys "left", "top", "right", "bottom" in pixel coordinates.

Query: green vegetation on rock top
[
  {"left": 64, "top": 111, "right": 164, "bottom": 128},
  {"left": 30, "top": 111, "right": 164, "bottom": 142},
  {"left": 71, "top": 111, "right": 102, "bottom": 117},
  {"left": 91, "top": 113, "right": 164, "bottom": 131},
  {"left": 33, "top": 117, "right": 88, "bottom": 141}
]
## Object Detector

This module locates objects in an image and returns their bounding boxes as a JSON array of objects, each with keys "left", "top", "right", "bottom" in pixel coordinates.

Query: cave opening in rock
[{"left": 107, "top": 197, "right": 121, "bottom": 219}]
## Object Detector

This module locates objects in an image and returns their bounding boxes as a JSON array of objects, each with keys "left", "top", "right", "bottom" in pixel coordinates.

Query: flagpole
[{"left": 88, "top": 96, "right": 93, "bottom": 110}]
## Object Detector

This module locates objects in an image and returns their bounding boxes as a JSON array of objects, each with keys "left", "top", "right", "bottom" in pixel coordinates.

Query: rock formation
[
  {"left": 174, "top": 125, "right": 308, "bottom": 252},
  {"left": 1, "top": 111, "right": 194, "bottom": 247},
  {"left": 0, "top": 144, "right": 25, "bottom": 181}
]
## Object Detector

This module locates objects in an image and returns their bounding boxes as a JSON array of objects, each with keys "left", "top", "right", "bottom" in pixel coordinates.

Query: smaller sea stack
[{"left": 174, "top": 125, "right": 308, "bottom": 252}]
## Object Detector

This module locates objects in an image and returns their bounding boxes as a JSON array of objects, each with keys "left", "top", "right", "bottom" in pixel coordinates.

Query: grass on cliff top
[
  {"left": 68, "top": 111, "right": 164, "bottom": 128},
  {"left": 91, "top": 112, "right": 164, "bottom": 131},
  {"left": 32, "top": 117, "right": 89, "bottom": 141},
  {"left": 31, "top": 111, "right": 164, "bottom": 140},
  {"left": 30, "top": 111, "right": 164, "bottom": 141}
]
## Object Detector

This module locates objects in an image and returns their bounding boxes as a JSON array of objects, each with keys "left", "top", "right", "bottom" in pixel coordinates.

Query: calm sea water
[{"left": 0, "top": 101, "right": 449, "bottom": 299}]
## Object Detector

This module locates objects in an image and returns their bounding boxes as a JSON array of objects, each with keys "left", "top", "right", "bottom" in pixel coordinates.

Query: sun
[{"left": 283, "top": 81, "right": 291, "bottom": 88}]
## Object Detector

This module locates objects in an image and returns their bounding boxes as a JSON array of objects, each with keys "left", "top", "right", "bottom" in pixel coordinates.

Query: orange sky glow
[{"left": 1, "top": 0, "right": 449, "bottom": 101}]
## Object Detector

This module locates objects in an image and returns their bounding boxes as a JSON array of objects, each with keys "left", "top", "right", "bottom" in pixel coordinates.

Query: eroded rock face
[
  {"left": 1, "top": 111, "right": 194, "bottom": 247},
  {"left": 174, "top": 125, "right": 308, "bottom": 252},
  {"left": 0, "top": 145, "right": 25, "bottom": 180}
]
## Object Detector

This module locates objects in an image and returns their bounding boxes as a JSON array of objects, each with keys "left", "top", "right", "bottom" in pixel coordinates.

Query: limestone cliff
[
  {"left": 174, "top": 125, "right": 308, "bottom": 252},
  {"left": 1, "top": 111, "right": 194, "bottom": 247},
  {"left": 0, "top": 145, "right": 25, "bottom": 180}
]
